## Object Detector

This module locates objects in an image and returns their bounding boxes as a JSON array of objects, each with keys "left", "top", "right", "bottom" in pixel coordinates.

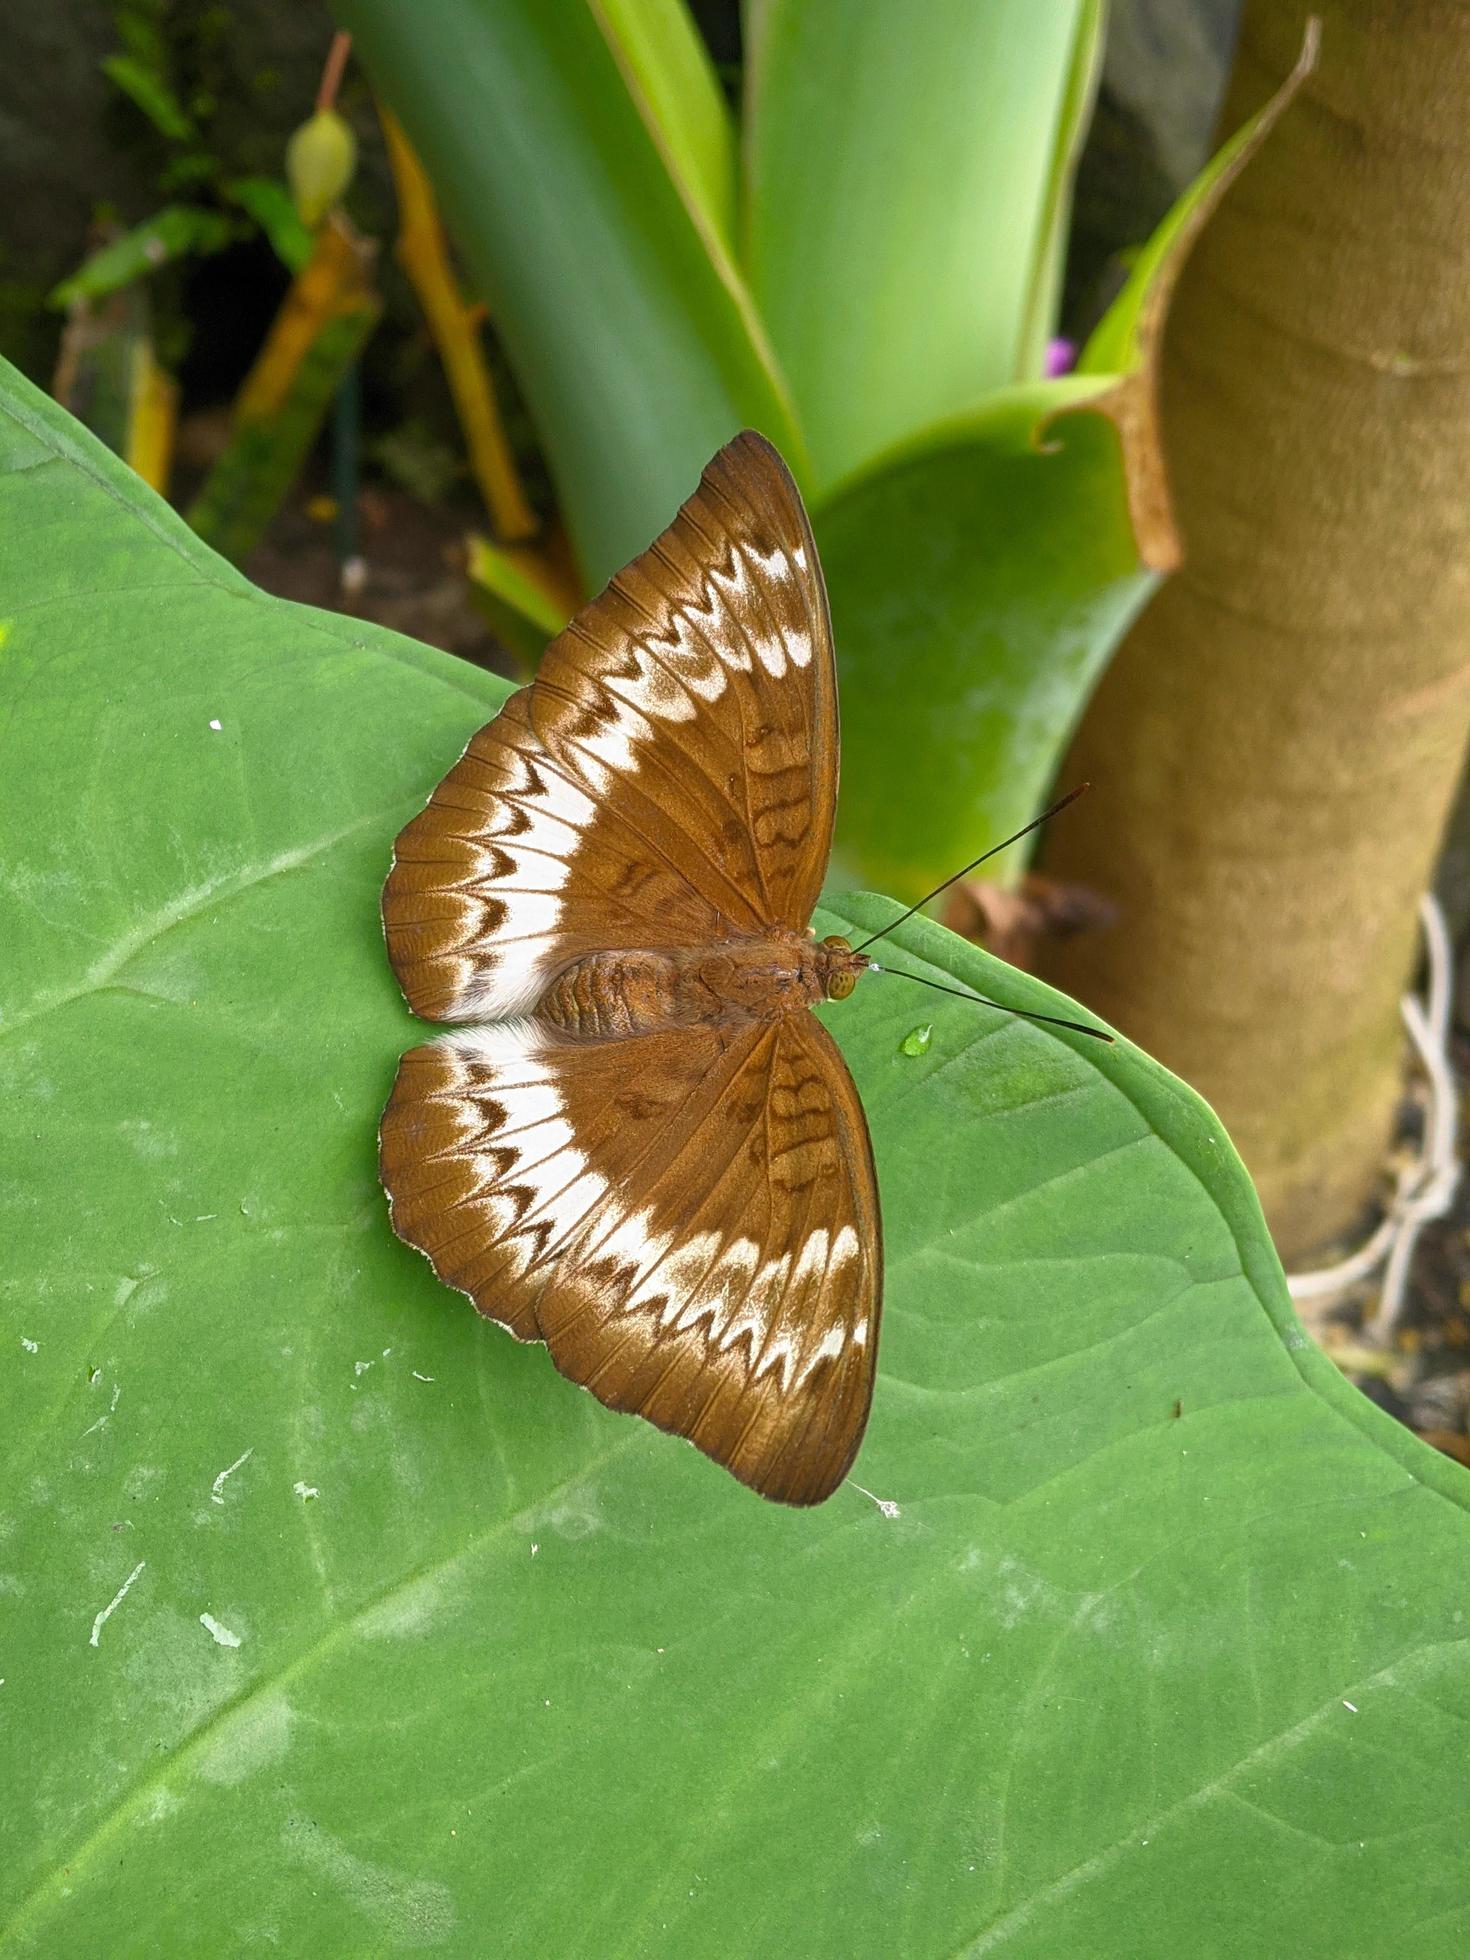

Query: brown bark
[{"left": 1040, "top": 1, "right": 1470, "bottom": 1261}]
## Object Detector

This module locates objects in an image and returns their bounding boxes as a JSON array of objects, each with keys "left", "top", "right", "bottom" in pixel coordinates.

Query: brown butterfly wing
[
  {"left": 382, "top": 430, "right": 882, "bottom": 1501},
  {"left": 383, "top": 431, "right": 836, "bottom": 1020},
  {"left": 379, "top": 1012, "right": 880, "bottom": 1506}
]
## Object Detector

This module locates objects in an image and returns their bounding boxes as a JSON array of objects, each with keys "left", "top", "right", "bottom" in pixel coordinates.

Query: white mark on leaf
[
  {"left": 850, "top": 1482, "right": 901, "bottom": 1520},
  {"left": 89, "top": 1559, "right": 146, "bottom": 1648},
  {"left": 200, "top": 1612, "right": 242, "bottom": 1648},
  {"left": 82, "top": 1381, "right": 122, "bottom": 1438},
  {"left": 210, "top": 1447, "right": 253, "bottom": 1505},
  {"left": 119, "top": 1118, "right": 178, "bottom": 1161},
  {"left": 113, "top": 1269, "right": 158, "bottom": 1311},
  {"left": 123, "top": 1463, "right": 163, "bottom": 1500}
]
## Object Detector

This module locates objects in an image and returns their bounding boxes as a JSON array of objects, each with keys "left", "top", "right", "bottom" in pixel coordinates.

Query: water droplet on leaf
[{"left": 899, "top": 1023, "right": 933, "bottom": 1058}]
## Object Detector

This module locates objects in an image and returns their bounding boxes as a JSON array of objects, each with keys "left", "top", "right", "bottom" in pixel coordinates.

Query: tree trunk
[{"left": 1039, "top": 0, "right": 1470, "bottom": 1261}]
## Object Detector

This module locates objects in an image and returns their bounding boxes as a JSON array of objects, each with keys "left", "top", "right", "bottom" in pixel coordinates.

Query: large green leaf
[
  {"left": 744, "top": 0, "right": 1100, "bottom": 494},
  {"left": 1013, "top": 0, "right": 1105, "bottom": 380},
  {"left": 4, "top": 364, "right": 1470, "bottom": 1956},
  {"left": 819, "top": 380, "right": 1156, "bottom": 899},
  {"left": 593, "top": 0, "right": 738, "bottom": 250},
  {"left": 335, "top": 0, "right": 800, "bottom": 587}
]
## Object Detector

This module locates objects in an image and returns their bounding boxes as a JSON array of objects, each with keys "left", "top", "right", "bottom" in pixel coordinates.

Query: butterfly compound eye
[{"left": 821, "top": 933, "right": 857, "bottom": 1000}]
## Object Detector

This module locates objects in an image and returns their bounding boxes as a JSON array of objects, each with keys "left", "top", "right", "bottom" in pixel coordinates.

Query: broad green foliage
[
  {"left": 597, "top": 0, "right": 739, "bottom": 251},
  {"left": 333, "top": 0, "right": 801, "bottom": 587},
  {"left": 819, "top": 384, "right": 1151, "bottom": 896},
  {"left": 745, "top": 0, "right": 1099, "bottom": 492},
  {"left": 5, "top": 368, "right": 1470, "bottom": 1955},
  {"left": 334, "top": 0, "right": 1166, "bottom": 902}
]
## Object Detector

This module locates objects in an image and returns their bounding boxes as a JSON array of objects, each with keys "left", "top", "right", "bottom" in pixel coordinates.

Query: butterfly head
[{"left": 818, "top": 934, "right": 869, "bottom": 1002}]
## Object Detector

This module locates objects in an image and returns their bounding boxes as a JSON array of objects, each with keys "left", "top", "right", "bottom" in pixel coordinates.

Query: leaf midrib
[
  {"left": 952, "top": 1640, "right": 1470, "bottom": 1957},
  {"left": 0, "top": 816, "right": 384, "bottom": 1039},
  {"left": 0, "top": 1429, "right": 647, "bottom": 1947}
]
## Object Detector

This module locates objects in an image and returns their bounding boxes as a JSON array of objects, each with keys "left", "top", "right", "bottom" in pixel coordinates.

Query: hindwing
[{"left": 380, "top": 1013, "right": 880, "bottom": 1506}]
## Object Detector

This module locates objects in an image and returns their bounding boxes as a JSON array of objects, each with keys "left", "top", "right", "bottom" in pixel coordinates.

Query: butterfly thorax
[{"left": 535, "top": 933, "right": 867, "bottom": 1040}]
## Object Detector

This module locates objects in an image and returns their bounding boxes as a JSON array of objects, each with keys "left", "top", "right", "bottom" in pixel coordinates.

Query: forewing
[
  {"left": 379, "top": 1012, "right": 881, "bottom": 1506},
  {"left": 383, "top": 431, "right": 838, "bottom": 1021}
]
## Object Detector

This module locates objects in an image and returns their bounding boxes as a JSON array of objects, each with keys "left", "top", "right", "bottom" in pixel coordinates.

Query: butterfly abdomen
[
  {"left": 534, "top": 951, "right": 684, "bottom": 1038},
  {"left": 535, "top": 935, "right": 832, "bottom": 1040}
]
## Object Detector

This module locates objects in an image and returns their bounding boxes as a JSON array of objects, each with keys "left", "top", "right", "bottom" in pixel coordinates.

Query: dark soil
[{"left": 244, "top": 482, "right": 517, "bottom": 681}]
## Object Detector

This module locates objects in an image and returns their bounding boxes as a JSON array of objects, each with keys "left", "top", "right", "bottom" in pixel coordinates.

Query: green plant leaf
[
  {"left": 101, "top": 51, "right": 198, "bottom": 145},
  {"left": 466, "top": 532, "right": 572, "bottom": 674},
  {"left": 335, "top": 0, "right": 801, "bottom": 587},
  {"left": 744, "top": 0, "right": 1099, "bottom": 494},
  {"left": 4, "top": 362, "right": 1469, "bottom": 1955},
  {"left": 49, "top": 208, "right": 240, "bottom": 309},
  {"left": 593, "top": 0, "right": 738, "bottom": 249},
  {"left": 815, "top": 17, "right": 1323, "bottom": 905},
  {"left": 818, "top": 380, "right": 1157, "bottom": 899},
  {"left": 225, "top": 176, "right": 314, "bottom": 275},
  {"left": 1014, "top": 0, "right": 1104, "bottom": 379}
]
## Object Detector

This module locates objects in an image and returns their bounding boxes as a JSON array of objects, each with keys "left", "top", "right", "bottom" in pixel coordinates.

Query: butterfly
[{"left": 379, "top": 431, "right": 880, "bottom": 1506}]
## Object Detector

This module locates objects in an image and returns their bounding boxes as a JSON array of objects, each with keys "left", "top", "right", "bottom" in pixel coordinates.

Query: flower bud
[{"left": 286, "top": 109, "right": 357, "bottom": 227}]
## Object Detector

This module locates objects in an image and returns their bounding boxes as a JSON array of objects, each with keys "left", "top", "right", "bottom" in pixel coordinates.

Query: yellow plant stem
[
  {"left": 52, "top": 274, "right": 176, "bottom": 493},
  {"left": 126, "top": 342, "right": 178, "bottom": 495},
  {"left": 186, "top": 213, "right": 381, "bottom": 563},
  {"left": 379, "top": 104, "right": 538, "bottom": 542},
  {"left": 234, "top": 213, "right": 377, "bottom": 424},
  {"left": 466, "top": 529, "right": 581, "bottom": 676}
]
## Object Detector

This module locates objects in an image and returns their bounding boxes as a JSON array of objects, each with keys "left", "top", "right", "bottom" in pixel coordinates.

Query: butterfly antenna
[
  {"left": 848, "top": 783, "right": 1090, "bottom": 955},
  {"left": 868, "top": 963, "right": 1114, "bottom": 1042}
]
